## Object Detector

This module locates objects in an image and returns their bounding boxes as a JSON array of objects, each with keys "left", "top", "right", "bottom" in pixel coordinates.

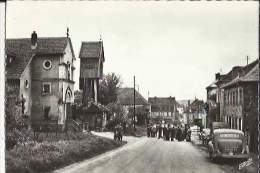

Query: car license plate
[{"left": 228, "top": 152, "right": 233, "bottom": 156}]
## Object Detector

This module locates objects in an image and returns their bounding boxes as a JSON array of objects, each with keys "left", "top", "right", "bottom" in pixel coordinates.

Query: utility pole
[
  {"left": 133, "top": 76, "right": 136, "bottom": 130},
  {"left": 246, "top": 55, "right": 250, "bottom": 66}
]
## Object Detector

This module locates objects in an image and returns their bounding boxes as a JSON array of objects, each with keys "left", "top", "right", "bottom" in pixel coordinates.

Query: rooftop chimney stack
[
  {"left": 31, "top": 31, "right": 37, "bottom": 49},
  {"left": 215, "top": 73, "right": 220, "bottom": 81}
]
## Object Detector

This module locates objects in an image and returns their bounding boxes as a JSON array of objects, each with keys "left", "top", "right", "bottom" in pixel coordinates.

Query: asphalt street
[{"left": 54, "top": 132, "right": 234, "bottom": 173}]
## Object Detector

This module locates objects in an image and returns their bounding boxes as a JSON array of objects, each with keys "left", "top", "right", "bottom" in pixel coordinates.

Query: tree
[
  {"left": 100, "top": 73, "right": 122, "bottom": 105},
  {"left": 105, "top": 102, "right": 128, "bottom": 130}
]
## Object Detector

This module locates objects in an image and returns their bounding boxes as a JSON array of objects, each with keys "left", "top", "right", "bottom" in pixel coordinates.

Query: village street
[{"left": 54, "top": 132, "right": 237, "bottom": 173}]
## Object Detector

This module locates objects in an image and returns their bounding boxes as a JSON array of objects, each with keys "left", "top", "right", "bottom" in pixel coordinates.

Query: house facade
[
  {"left": 148, "top": 97, "right": 178, "bottom": 124},
  {"left": 6, "top": 32, "right": 75, "bottom": 130}
]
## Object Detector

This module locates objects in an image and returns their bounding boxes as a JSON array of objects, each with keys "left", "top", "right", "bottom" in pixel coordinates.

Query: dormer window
[{"left": 43, "top": 60, "right": 52, "bottom": 70}]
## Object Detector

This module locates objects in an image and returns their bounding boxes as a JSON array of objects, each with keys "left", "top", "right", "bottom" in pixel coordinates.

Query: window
[
  {"left": 42, "top": 83, "right": 51, "bottom": 94},
  {"left": 24, "top": 80, "right": 29, "bottom": 88},
  {"left": 239, "top": 88, "right": 243, "bottom": 104},
  {"left": 43, "top": 60, "right": 52, "bottom": 70},
  {"left": 43, "top": 106, "right": 51, "bottom": 120}
]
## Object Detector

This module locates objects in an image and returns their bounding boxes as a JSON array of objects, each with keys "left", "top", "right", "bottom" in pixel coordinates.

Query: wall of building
[
  {"left": 242, "top": 83, "right": 258, "bottom": 152},
  {"left": 32, "top": 55, "right": 60, "bottom": 79},
  {"left": 223, "top": 86, "right": 243, "bottom": 130},
  {"left": 59, "top": 42, "right": 74, "bottom": 81},
  {"left": 19, "top": 63, "right": 32, "bottom": 117},
  {"left": 80, "top": 58, "right": 100, "bottom": 78},
  {"left": 31, "top": 55, "right": 61, "bottom": 122}
]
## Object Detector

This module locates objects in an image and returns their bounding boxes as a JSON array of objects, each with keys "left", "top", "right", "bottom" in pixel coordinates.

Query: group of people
[{"left": 147, "top": 124, "right": 191, "bottom": 142}]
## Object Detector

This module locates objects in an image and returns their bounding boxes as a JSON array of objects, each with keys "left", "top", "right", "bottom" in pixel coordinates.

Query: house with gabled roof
[
  {"left": 221, "top": 59, "right": 259, "bottom": 152},
  {"left": 148, "top": 96, "right": 178, "bottom": 124},
  {"left": 6, "top": 31, "right": 75, "bottom": 130},
  {"left": 117, "top": 88, "right": 150, "bottom": 125}
]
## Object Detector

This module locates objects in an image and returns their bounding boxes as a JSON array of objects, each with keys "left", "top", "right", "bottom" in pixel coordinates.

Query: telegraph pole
[
  {"left": 246, "top": 55, "right": 250, "bottom": 66},
  {"left": 133, "top": 76, "right": 136, "bottom": 130}
]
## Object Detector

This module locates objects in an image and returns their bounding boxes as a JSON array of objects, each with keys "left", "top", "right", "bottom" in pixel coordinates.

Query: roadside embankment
[{"left": 6, "top": 132, "right": 125, "bottom": 173}]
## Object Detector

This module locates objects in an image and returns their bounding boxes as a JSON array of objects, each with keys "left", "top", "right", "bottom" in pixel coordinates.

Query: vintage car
[{"left": 208, "top": 129, "right": 249, "bottom": 161}]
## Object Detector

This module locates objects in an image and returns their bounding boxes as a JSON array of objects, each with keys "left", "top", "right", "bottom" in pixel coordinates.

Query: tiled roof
[
  {"left": 148, "top": 97, "right": 176, "bottom": 106},
  {"left": 221, "top": 59, "right": 259, "bottom": 88},
  {"left": 219, "top": 60, "right": 258, "bottom": 84},
  {"left": 6, "top": 37, "right": 74, "bottom": 79},
  {"left": 222, "top": 61, "right": 259, "bottom": 88},
  {"left": 79, "top": 41, "right": 104, "bottom": 60},
  {"left": 117, "top": 88, "right": 149, "bottom": 106},
  {"left": 206, "top": 81, "right": 217, "bottom": 89}
]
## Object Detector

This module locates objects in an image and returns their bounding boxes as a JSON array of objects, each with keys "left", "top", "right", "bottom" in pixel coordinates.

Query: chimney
[
  {"left": 215, "top": 73, "right": 220, "bottom": 81},
  {"left": 31, "top": 31, "right": 37, "bottom": 49}
]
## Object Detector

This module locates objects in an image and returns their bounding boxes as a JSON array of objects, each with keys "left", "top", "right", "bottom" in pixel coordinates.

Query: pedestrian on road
[
  {"left": 147, "top": 124, "right": 151, "bottom": 137},
  {"left": 158, "top": 123, "right": 162, "bottom": 139},
  {"left": 162, "top": 124, "right": 166, "bottom": 139},
  {"left": 165, "top": 124, "right": 170, "bottom": 141},
  {"left": 170, "top": 125, "right": 175, "bottom": 141},
  {"left": 176, "top": 126, "right": 182, "bottom": 141}
]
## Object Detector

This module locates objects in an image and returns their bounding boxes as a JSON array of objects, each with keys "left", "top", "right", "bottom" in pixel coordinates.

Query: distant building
[
  {"left": 148, "top": 97, "right": 178, "bottom": 124},
  {"left": 206, "top": 75, "right": 219, "bottom": 128},
  {"left": 189, "top": 99, "right": 206, "bottom": 127},
  {"left": 6, "top": 32, "right": 75, "bottom": 130},
  {"left": 117, "top": 88, "right": 150, "bottom": 125}
]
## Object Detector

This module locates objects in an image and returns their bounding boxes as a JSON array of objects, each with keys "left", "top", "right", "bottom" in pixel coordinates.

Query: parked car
[
  {"left": 208, "top": 129, "right": 249, "bottom": 161},
  {"left": 211, "top": 122, "right": 229, "bottom": 132},
  {"left": 199, "top": 128, "right": 211, "bottom": 144}
]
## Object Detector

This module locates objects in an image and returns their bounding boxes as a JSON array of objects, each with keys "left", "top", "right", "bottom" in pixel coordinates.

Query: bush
[{"left": 6, "top": 134, "right": 125, "bottom": 173}]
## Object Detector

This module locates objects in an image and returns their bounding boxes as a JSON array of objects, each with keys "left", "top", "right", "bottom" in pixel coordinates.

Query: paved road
[{"left": 54, "top": 132, "right": 231, "bottom": 173}]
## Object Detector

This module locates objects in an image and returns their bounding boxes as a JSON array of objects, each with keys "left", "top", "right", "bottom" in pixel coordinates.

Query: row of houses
[{"left": 206, "top": 59, "right": 259, "bottom": 152}]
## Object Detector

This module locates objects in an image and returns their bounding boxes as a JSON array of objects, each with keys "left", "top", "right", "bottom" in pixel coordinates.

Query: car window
[{"left": 218, "top": 133, "right": 240, "bottom": 139}]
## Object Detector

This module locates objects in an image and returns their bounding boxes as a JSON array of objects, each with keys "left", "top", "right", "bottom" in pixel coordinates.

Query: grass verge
[{"left": 6, "top": 132, "right": 125, "bottom": 173}]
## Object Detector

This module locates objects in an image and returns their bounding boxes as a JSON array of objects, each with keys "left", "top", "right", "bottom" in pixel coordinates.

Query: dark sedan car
[{"left": 208, "top": 129, "right": 249, "bottom": 161}]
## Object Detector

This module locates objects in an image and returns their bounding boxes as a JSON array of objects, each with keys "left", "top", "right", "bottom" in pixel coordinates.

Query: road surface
[{"left": 54, "top": 132, "right": 233, "bottom": 173}]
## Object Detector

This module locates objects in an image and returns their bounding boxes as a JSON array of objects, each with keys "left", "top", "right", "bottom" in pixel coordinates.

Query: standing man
[
  {"left": 162, "top": 124, "right": 166, "bottom": 139},
  {"left": 158, "top": 123, "right": 162, "bottom": 139},
  {"left": 170, "top": 124, "right": 174, "bottom": 141}
]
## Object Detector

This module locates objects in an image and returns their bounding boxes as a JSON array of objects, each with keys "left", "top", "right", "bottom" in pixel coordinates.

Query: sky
[{"left": 6, "top": 1, "right": 259, "bottom": 101}]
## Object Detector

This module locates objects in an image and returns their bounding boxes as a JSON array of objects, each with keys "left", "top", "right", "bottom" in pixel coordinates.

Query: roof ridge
[
  {"left": 7, "top": 37, "right": 68, "bottom": 40},
  {"left": 241, "top": 63, "right": 259, "bottom": 79},
  {"left": 82, "top": 41, "right": 102, "bottom": 43}
]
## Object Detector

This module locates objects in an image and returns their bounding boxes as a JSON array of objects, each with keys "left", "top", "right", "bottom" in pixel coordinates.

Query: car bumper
[{"left": 215, "top": 153, "right": 249, "bottom": 159}]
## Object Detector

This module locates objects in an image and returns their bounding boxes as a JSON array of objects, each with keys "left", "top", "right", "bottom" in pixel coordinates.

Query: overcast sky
[{"left": 6, "top": 1, "right": 258, "bottom": 101}]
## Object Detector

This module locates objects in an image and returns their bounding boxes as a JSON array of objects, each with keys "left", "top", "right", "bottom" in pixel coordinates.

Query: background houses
[
  {"left": 117, "top": 87, "right": 150, "bottom": 125},
  {"left": 148, "top": 97, "right": 178, "bottom": 124},
  {"left": 6, "top": 32, "right": 75, "bottom": 131}
]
